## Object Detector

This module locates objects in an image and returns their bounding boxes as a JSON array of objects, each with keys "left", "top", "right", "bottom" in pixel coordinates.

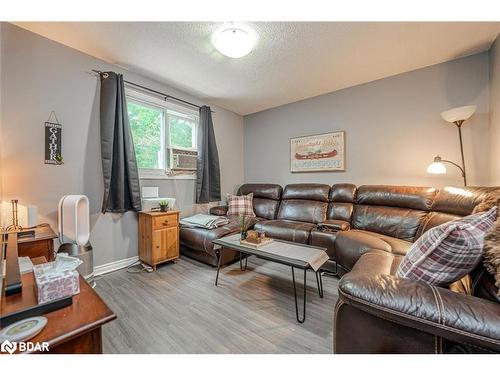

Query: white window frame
[{"left": 126, "top": 87, "right": 199, "bottom": 180}]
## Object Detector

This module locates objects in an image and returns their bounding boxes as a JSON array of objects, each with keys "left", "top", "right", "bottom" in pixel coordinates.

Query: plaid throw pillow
[
  {"left": 227, "top": 193, "right": 256, "bottom": 217},
  {"left": 397, "top": 206, "right": 497, "bottom": 286}
]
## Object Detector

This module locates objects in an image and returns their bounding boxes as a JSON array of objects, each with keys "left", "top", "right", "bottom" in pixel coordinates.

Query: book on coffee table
[{"left": 240, "top": 237, "right": 274, "bottom": 249}]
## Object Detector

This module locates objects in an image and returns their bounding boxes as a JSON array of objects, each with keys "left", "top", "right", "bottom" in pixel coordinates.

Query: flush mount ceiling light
[{"left": 212, "top": 25, "right": 257, "bottom": 58}]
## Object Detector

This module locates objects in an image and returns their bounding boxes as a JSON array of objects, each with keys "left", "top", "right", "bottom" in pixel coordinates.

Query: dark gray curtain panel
[
  {"left": 99, "top": 72, "right": 142, "bottom": 213},
  {"left": 196, "top": 106, "right": 221, "bottom": 203}
]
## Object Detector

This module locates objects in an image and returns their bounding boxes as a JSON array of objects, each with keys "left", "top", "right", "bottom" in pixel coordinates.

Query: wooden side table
[
  {"left": 17, "top": 225, "right": 58, "bottom": 261},
  {"left": 1, "top": 257, "right": 116, "bottom": 354},
  {"left": 138, "top": 211, "right": 180, "bottom": 270}
]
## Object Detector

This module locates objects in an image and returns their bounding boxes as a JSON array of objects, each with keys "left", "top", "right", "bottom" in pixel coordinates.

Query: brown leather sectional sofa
[{"left": 179, "top": 183, "right": 500, "bottom": 353}]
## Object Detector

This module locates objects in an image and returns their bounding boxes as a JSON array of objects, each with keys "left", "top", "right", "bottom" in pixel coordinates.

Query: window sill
[{"left": 139, "top": 173, "right": 196, "bottom": 181}]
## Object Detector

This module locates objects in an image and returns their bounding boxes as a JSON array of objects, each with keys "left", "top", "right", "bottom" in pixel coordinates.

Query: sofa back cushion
[
  {"left": 237, "top": 184, "right": 282, "bottom": 220},
  {"left": 352, "top": 185, "right": 437, "bottom": 242},
  {"left": 327, "top": 183, "right": 357, "bottom": 222},
  {"left": 277, "top": 184, "right": 330, "bottom": 224},
  {"left": 416, "top": 186, "right": 499, "bottom": 237}
]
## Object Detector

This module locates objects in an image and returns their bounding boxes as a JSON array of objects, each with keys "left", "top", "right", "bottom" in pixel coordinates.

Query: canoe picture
[
  {"left": 294, "top": 149, "right": 337, "bottom": 160},
  {"left": 290, "top": 131, "right": 345, "bottom": 172}
]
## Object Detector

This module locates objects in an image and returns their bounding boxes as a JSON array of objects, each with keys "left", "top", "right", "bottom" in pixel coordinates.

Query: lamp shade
[
  {"left": 441, "top": 105, "right": 476, "bottom": 123},
  {"left": 427, "top": 161, "right": 446, "bottom": 174}
]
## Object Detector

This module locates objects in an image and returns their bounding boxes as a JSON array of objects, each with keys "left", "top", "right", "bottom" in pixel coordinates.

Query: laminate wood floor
[{"left": 95, "top": 255, "right": 339, "bottom": 354}]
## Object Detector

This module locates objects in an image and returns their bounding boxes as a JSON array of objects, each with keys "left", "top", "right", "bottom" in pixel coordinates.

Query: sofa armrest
[
  {"left": 338, "top": 253, "right": 500, "bottom": 352},
  {"left": 317, "top": 219, "right": 350, "bottom": 232},
  {"left": 209, "top": 205, "right": 228, "bottom": 216}
]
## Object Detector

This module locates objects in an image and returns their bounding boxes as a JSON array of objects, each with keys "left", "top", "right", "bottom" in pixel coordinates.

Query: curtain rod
[{"left": 91, "top": 69, "right": 212, "bottom": 112}]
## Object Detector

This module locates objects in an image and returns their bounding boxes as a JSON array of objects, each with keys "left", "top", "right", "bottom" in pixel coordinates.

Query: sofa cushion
[
  {"left": 334, "top": 229, "right": 412, "bottom": 271},
  {"left": 356, "top": 185, "right": 436, "bottom": 210},
  {"left": 237, "top": 184, "right": 282, "bottom": 220},
  {"left": 352, "top": 185, "right": 436, "bottom": 242},
  {"left": 227, "top": 193, "right": 256, "bottom": 217},
  {"left": 253, "top": 220, "right": 316, "bottom": 244},
  {"left": 397, "top": 207, "right": 498, "bottom": 286},
  {"left": 327, "top": 184, "right": 357, "bottom": 223},
  {"left": 431, "top": 186, "right": 498, "bottom": 216},
  {"left": 329, "top": 183, "right": 357, "bottom": 203},
  {"left": 281, "top": 183, "right": 330, "bottom": 201},
  {"left": 238, "top": 183, "right": 282, "bottom": 200},
  {"left": 277, "top": 184, "right": 330, "bottom": 224},
  {"left": 352, "top": 205, "right": 427, "bottom": 242},
  {"left": 180, "top": 219, "right": 242, "bottom": 256}
]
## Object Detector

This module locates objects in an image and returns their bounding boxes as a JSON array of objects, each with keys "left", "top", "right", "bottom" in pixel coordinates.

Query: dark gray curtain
[
  {"left": 99, "top": 71, "right": 142, "bottom": 213},
  {"left": 196, "top": 106, "right": 221, "bottom": 203}
]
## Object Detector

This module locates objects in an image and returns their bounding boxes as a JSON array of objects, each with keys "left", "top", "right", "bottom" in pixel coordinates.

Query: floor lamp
[{"left": 426, "top": 105, "right": 476, "bottom": 186}]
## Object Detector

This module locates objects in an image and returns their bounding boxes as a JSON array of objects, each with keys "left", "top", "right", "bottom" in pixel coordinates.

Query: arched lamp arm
[
  {"left": 439, "top": 158, "right": 468, "bottom": 186},
  {"left": 440, "top": 159, "right": 465, "bottom": 177}
]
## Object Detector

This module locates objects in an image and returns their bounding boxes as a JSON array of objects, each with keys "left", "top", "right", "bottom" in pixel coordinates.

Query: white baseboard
[{"left": 94, "top": 256, "right": 139, "bottom": 276}]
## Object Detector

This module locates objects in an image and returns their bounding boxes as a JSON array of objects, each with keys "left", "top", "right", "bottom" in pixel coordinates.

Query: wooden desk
[
  {"left": 1, "top": 257, "right": 116, "bottom": 354},
  {"left": 17, "top": 225, "right": 57, "bottom": 261}
]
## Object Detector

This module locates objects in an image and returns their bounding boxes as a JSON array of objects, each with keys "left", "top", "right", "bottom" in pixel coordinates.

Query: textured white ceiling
[{"left": 14, "top": 22, "right": 500, "bottom": 115}]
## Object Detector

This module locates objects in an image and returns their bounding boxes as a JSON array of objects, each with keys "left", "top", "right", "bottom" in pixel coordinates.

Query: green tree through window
[
  {"left": 128, "top": 101, "right": 163, "bottom": 169},
  {"left": 127, "top": 97, "right": 198, "bottom": 172},
  {"left": 169, "top": 115, "right": 194, "bottom": 149}
]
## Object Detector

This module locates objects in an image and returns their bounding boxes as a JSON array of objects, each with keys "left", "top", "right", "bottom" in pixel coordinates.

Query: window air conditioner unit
[{"left": 169, "top": 148, "right": 198, "bottom": 171}]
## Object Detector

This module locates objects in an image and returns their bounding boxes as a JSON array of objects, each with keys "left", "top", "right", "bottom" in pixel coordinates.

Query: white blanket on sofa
[{"left": 180, "top": 214, "right": 230, "bottom": 229}]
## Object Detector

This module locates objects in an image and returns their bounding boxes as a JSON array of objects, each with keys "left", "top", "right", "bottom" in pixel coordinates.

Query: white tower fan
[{"left": 57, "top": 195, "right": 95, "bottom": 287}]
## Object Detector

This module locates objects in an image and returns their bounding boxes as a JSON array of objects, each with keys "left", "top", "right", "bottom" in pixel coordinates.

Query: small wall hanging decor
[
  {"left": 290, "top": 131, "right": 345, "bottom": 172},
  {"left": 44, "top": 111, "right": 63, "bottom": 165}
]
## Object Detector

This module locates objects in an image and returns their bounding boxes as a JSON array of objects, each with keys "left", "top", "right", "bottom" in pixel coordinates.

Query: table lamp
[{"left": 427, "top": 105, "right": 476, "bottom": 186}]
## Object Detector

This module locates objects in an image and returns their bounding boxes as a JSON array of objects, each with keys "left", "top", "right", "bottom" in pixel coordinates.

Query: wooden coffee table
[{"left": 212, "top": 234, "right": 329, "bottom": 323}]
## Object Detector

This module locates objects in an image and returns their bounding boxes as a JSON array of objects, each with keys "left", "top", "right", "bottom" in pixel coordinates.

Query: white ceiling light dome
[{"left": 212, "top": 25, "right": 257, "bottom": 58}]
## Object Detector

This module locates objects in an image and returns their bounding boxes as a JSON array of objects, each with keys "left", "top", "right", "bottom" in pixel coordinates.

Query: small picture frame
[{"left": 44, "top": 121, "right": 62, "bottom": 165}]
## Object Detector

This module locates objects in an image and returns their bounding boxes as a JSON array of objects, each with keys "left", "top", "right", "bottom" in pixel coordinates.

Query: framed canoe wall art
[{"left": 290, "top": 131, "right": 345, "bottom": 172}]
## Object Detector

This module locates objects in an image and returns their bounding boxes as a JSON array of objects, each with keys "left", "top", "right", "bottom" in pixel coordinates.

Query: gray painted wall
[
  {"left": 489, "top": 35, "right": 500, "bottom": 185},
  {"left": 244, "top": 53, "right": 491, "bottom": 187},
  {"left": 0, "top": 23, "right": 244, "bottom": 267}
]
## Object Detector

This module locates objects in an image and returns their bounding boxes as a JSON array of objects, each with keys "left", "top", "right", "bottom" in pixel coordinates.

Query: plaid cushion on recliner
[
  {"left": 227, "top": 193, "right": 256, "bottom": 217},
  {"left": 397, "top": 206, "right": 497, "bottom": 285}
]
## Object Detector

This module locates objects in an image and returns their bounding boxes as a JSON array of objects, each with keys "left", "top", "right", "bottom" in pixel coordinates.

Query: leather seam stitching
[
  {"left": 429, "top": 285, "right": 443, "bottom": 325},
  {"left": 338, "top": 289, "right": 500, "bottom": 345},
  {"left": 434, "top": 287, "right": 446, "bottom": 327}
]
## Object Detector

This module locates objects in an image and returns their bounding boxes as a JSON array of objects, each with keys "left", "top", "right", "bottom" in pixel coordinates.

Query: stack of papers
[
  {"left": 18, "top": 256, "right": 34, "bottom": 274},
  {"left": 180, "top": 214, "right": 230, "bottom": 229}
]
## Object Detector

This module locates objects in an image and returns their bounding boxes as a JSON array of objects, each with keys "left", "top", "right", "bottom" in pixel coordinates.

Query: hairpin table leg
[
  {"left": 315, "top": 271, "right": 324, "bottom": 298},
  {"left": 215, "top": 248, "right": 223, "bottom": 286},
  {"left": 239, "top": 252, "right": 248, "bottom": 271},
  {"left": 292, "top": 267, "right": 307, "bottom": 323}
]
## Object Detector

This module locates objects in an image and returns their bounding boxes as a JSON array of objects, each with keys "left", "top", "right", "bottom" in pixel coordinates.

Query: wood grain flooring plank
[{"left": 96, "top": 256, "right": 338, "bottom": 354}]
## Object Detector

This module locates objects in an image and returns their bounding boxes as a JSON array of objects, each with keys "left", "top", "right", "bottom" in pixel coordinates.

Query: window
[{"left": 126, "top": 88, "right": 198, "bottom": 178}]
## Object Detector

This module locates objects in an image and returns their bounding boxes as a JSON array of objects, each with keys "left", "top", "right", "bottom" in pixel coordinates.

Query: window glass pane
[
  {"left": 169, "top": 114, "right": 195, "bottom": 149},
  {"left": 128, "top": 101, "right": 164, "bottom": 169}
]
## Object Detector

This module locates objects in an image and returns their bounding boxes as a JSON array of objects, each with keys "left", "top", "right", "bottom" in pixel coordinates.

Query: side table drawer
[{"left": 152, "top": 214, "right": 178, "bottom": 230}]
